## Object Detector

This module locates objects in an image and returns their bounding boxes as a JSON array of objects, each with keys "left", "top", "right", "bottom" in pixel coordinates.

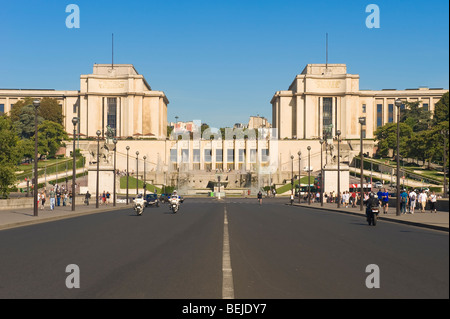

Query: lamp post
[
  {"left": 136, "top": 151, "right": 139, "bottom": 195},
  {"left": 32, "top": 99, "right": 40, "bottom": 217},
  {"left": 113, "top": 137, "right": 117, "bottom": 207},
  {"left": 358, "top": 117, "right": 366, "bottom": 211},
  {"left": 290, "top": 155, "right": 294, "bottom": 197},
  {"left": 297, "top": 151, "right": 302, "bottom": 203},
  {"left": 336, "top": 130, "right": 341, "bottom": 208},
  {"left": 307, "top": 146, "right": 311, "bottom": 205},
  {"left": 395, "top": 98, "right": 402, "bottom": 216},
  {"left": 96, "top": 130, "right": 101, "bottom": 208},
  {"left": 143, "top": 156, "right": 147, "bottom": 196},
  {"left": 319, "top": 139, "right": 324, "bottom": 206},
  {"left": 126, "top": 146, "right": 130, "bottom": 204},
  {"left": 442, "top": 129, "right": 449, "bottom": 198},
  {"left": 71, "top": 117, "right": 79, "bottom": 211}
]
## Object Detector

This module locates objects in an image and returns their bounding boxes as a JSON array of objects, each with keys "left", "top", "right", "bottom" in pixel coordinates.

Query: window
[
  {"left": 107, "top": 97, "right": 117, "bottom": 130},
  {"left": 216, "top": 149, "right": 223, "bottom": 162},
  {"left": 227, "top": 149, "right": 234, "bottom": 162},
  {"left": 0, "top": 104, "right": 4, "bottom": 115},
  {"left": 73, "top": 103, "right": 78, "bottom": 114},
  {"left": 238, "top": 149, "right": 245, "bottom": 162},
  {"left": 388, "top": 104, "right": 394, "bottom": 123},
  {"left": 377, "top": 104, "right": 383, "bottom": 127},
  {"left": 193, "top": 149, "right": 200, "bottom": 163},
  {"left": 204, "top": 149, "right": 212, "bottom": 162},
  {"left": 423, "top": 103, "right": 429, "bottom": 111},
  {"left": 362, "top": 104, "right": 366, "bottom": 113},
  {"left": 250, "top": 149, "right": 257, "bottom": 163},
  {"left": 261, "top": 149, "right": 269, "bottom": 162},
  {"left": 170, "top": 149, "right": 177, "bottom": 162},
  {"left": 181, "top": 149, "right": 189, "bottom": 162},
  {"left": 362, "top": 129, "right": 366, "bottom": 139}
]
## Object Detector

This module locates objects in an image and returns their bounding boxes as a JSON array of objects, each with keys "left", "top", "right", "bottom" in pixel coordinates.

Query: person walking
[
  {"left": 400, "top": 189, "right": 408, "bottom": 214},
  {"left": 41, "top": 191, "right": 46, "bottom": 210},
  {"left": 49, "top": 188, "right": 56, "bottom": 210},
  {"left": 381, "top": 188, "right": 389, "bottom": 214},
  {"left": 85, "top": 191, "right": 91, "bottom": 206},
  {"left": 418, "top": 190, "right": 427, "bottom": 213},
  {"left": 409, "top": 189, "right": 417, "bottom": 214},
  {"left": 257, "top": 191, "right": 263, "bottom": 205},
  {"left": 428, "top": 191, "right": 437, "bottom": 213}
]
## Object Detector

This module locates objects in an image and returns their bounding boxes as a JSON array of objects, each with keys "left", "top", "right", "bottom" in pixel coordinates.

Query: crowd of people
[
  {"left": 36, "top": 184, "right": 75, "bottom": 210},
  {"left": 300, "top": 188, "right": 440, "bottom": 214}
]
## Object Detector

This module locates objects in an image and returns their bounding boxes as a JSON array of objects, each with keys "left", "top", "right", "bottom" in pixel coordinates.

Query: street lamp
[
  {"left": 336, "top": 130, "right": 341, "bottom": 208},
  {"left": 32, "top": 99, "right": 40, "bottom": 217},
  {"left": 126, "top": 146, "right": 130, "bottom": 204},
  {"left": 307, "top": 146, "right": 311, "bottom": 205},
  {"left": 113, "top": 137, "right": 117, "bottom": 207},
  {"left": 290, "top": 155, "right": 294, "bottom": 197},
  {"left": 136, "top": 151, "right": 139, "bottom": 195},
  {"left": 71, "top": 117, "right": 79, "bottom": 211},
  {"left": 442, "top": 129, "right": 449, "bottom": 198},
  {"left": 297, "top": 151, "right": 302, "bottom": 203},
  {"left": 395, "top": 98, "right": 402, "bottom": 216},
  {"left": 96, "top": 130, "right": 101, "bottom": 208},
  {"left": 319, "top": 139, "right": 324, "bottom": 206},
  {"left": 358, "top": 117, "right": 366, "bottom": 211},
  {"left": 143, "top": 156, "right": 147, "bottom": 196}
]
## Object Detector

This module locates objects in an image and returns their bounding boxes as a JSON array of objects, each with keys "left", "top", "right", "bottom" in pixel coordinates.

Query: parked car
[
  {"left": 374, "top": 182, "right": 383, "bottom": 189},
  {"left": 145, "top": 193, "right": 160, "bottom": 207}
]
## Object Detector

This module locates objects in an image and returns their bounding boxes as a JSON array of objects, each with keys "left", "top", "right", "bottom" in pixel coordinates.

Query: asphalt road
[{"left": 0, "top": 198, "right": 448, "bottom": 299}]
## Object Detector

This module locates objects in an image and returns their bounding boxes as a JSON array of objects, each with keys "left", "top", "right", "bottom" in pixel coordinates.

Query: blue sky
[{"left": 0, "top": 0, "right": 448, "bottom": 128}]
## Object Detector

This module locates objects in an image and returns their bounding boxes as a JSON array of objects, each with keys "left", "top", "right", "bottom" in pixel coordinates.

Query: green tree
[
  {"left": 10, "top": 97, "right": 63, "bottom": 125},
  {"left": 400, "top": 100, "right": 432, "bottom": 132},
  {"left": 374, "top": 122, "right": 413, "bottom": 157},
  {"left": 14, "top": 104, "right": 44, "bottom": 139},
  {"left": 433, "top": 92, "right": 449, "bottom": 125},
  {"left": 0, "top": 116, "right": 21, "bottom": 198},
  {"left": 38, "top": 121, "right": 68, "bottom": 159}
]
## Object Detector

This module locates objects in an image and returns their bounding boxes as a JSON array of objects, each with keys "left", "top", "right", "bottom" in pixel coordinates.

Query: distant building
[
  {"left": 0, "top": 64, "right": 169, "bottom": 139},
  {"left": 248, "top": 116, "right": 271, "bottom": 130}
]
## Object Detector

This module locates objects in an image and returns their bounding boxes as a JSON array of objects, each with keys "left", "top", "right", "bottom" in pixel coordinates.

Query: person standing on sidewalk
[
  {"left": 400, "top": 189, "right": 408, "bottom": 214},
  {"left": 409, "top": 189, "right": 417, "bottom": 214},
  {"left": 85, "top": 191, "right": 91, "bottom": 206},
  {"left": 381, "top": 188, "right": 389, "bottom": 214},
  {"left": 418, "top": 190, "right": 427, "bottom": 213},
  {"left": 49, "top": 188, "right": 56, "bottom": 210},
  {"left": 428, "top": 191, "right": 437, "bottom": 213}
]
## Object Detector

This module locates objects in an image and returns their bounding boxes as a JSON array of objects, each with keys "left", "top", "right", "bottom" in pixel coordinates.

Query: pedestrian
[
  {"left": 418, "top": 190, "right": 427, "bottom": 213},
  {"left": 428, "top": 191, "right": 437, "bottom": 213},
  {"left": 290, "top": 193, "right": 294, "bottom": 205},
  {"left": 381, "top": 188, "right": 389, "bottom": 214},
  {"left": 63, "top": 192, "right": 68, "bottom": 206},
  {"left": 37, "top": 192, "right": 41, "bottom": 209},
  {"left": 409, "top": 189, "right": 417, "bottom": 214},
  {"left": 49, "top": 188, "right": 56, "bottom": 210},
  {"left": 257, "top": 191, "right": 263, "bottom": 205},
  {"left": 85, "top": 191, "right": 91, "bottom": 206},
  {"left": 106, "top": 191, "right": 111, "bottom": 205},
  {"left": 400, "top": 189, "right": 408, "bottom": 214},
  {"left": 69, "top": 191, "right": 72, "bottom": 205},
  {"left": 56, "top": 188, "right": 61, "bottom": 207},
  {"left": 41, "top": 191, "right": 46, "bottom": 210},
  {"left": 102, "top": 191, "right": 106, "bottom": 205}
]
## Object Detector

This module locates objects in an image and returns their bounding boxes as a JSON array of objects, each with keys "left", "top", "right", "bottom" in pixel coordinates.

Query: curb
[
  {"left": 0, "top": 205, "right": 127, "bottom": 232},
  {"left": 286, "top": 203, "right": 449, "bottom": 233}
]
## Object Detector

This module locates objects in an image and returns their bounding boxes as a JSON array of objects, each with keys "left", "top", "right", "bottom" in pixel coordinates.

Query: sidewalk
[
  {"left": 0, "top": 201, "right": 128, "bottom": 231},
  {"left": 290, "top": 201, "right": 449, "bottom": 232}
]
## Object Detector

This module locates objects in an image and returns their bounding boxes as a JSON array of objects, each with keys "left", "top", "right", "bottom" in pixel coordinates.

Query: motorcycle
[
  {"left": 169, "top": 198, "right": 179, "bottom": 213},
  {"left": 134, "top": 202, "right": 144, "bottom": 216},
  {"left": 367, "top": 206, "right": 379, "bottom": 226}
]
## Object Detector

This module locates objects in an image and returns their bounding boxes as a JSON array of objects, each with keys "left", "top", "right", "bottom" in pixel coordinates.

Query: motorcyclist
[
  {"left": 365, "top": 192, "right": 380, "bottom": 220},
  {"left": 169, "top": 190, "right": 181, "bottom": 206},
  {"left": 133, "top": 193, "right": 146, "bottom": 213}
]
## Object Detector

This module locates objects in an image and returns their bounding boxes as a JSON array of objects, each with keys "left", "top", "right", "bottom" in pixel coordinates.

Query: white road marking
[{"left": 222, "top": 207, "right": 235, "bottom": 299}]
